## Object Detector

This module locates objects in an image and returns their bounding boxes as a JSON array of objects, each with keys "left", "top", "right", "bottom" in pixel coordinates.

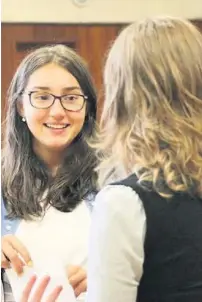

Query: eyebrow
[{"left": 30, "top": 86, "right": 81, "bottom": 92}]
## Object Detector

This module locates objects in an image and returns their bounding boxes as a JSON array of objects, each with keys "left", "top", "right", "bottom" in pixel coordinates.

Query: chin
[{"left": 47, "top": 142, "right": 71, "bottom": 151}]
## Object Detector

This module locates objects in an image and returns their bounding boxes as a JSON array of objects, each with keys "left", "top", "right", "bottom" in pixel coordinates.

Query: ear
[{"left": 16, "top": 98, "right": 25, "bottom": 118}]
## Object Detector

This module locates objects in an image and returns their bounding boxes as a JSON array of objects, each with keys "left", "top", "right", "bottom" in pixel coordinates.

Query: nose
[{"left": 49, "top": 98, "right": 66, "bottom": 119}]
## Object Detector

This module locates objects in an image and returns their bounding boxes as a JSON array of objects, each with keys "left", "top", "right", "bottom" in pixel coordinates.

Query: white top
[
  {"left": 5, "top": 201, "right": 91, "bottom": 302},
  {"left": 87, "top": 185, "right": 146, "bottom": 302}
]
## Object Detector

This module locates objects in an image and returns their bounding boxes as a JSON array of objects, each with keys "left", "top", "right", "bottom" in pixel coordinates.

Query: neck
[{"left": 33, "top": 142, "right": 65, "bottom": 174}]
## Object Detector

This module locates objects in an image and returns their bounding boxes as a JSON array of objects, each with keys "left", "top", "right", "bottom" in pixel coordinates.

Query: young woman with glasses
[{"left": 1, "top": 44, "right": 97, "bottom": 301}]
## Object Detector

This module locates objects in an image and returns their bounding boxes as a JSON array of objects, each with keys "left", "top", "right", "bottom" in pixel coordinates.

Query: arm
[
  {"left": 87, "top": 185, "right": 146, "bottom": 302},
  {"left": 1, "top": 198, "right": 30, "bottom": 275}
]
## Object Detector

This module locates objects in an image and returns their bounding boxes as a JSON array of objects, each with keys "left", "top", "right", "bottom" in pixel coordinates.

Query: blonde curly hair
[{"left": 93, "top": 17, "right": 202, "bottom": 198}]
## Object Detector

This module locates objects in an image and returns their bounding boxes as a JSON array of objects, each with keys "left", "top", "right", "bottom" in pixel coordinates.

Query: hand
[
  {"left": 21, "top": 275, "right": 63, "bottom": 302},
  {"left": 1, "top": 235, "right": 32, "bottom": 275},
  {"left": 67, "top": 265, "right": 87, "bottom": 297}
]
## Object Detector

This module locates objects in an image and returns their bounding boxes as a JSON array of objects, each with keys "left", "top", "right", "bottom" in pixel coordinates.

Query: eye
[
  {"left": 63, "top": 94, "right": 80, "bottom": 102},
  {"left": 33, "top": 92, "right": 52, "bottom": 101}
]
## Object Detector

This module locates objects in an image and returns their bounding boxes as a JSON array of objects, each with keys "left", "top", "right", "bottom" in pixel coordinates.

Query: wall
[{"left": 2, "top": 0, "right": 202, "bottom": 23}]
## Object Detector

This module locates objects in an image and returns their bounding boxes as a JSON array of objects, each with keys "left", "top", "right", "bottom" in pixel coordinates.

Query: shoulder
[
  {"left": 93, "top": 184, "right": 146, "bottom": 228},
  {"left": 94, "top": 184, "right": 144, "bottom": 210}
]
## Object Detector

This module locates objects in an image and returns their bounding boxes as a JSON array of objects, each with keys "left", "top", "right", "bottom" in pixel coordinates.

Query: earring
[{"left": 22, "top": 117, "right": 26, "bottom": 122}]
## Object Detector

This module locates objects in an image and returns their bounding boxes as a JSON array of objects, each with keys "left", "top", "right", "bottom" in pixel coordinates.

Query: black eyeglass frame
[{"left": 26, "top": 91, "right": 88, "bottom": 112}]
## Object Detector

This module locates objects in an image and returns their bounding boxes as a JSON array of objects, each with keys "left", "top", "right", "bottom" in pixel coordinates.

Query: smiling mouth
[{"left": 44, "top": 123, "right": 70, "bottom": 129}]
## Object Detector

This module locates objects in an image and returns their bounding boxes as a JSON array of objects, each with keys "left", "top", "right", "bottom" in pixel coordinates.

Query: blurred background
[{"left": 2, "top": 0, "right": 202, "bottom": 121}]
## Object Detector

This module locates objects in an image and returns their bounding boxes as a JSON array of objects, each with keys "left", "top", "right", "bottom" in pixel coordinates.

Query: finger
[
  {"left": 45, "top": 286, "right": 63, "bottom": 302},
  {"left": 1, "top": 252, "right": 11, "bottom": 269},
  {"left": 69, "top": 269, "right": 86, "bottom": 289},
  {"left": 66, "top": 265, "right": 80, "bottom": 278},
  {"left": 6, "top": 236, "right": 32, "bottom": 265},
  {"left": 74, "top": 279, "right": 87, "bottom": 297},
  {"left": 2, "top": 241, "right": 25, "bottom": 275},
  {"left": 20, "top": 275, "right": 37, "bottom": 302},
  {"left": 30, "top": 275, "right": 51, "bottom": 302}
]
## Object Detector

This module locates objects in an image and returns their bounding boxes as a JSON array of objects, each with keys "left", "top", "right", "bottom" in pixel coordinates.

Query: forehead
[{"left": 26, "top": 63, "right": 80, "bottom": 90}]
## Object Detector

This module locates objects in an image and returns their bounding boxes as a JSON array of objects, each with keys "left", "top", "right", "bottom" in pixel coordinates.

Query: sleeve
[
  {"left": 1, "top": 279, "right": 4, "bottom": 302},
  {"left": 86, "top": 185, "right": 146, "bottom": 302},
  {"left": 1, "top": 270, "right": 15, "bottom": 302},
  {"left": 1, "top": 197, "right": 20, "bottom": 237}
]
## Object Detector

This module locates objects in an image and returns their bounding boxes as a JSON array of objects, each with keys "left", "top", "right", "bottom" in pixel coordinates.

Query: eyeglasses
[{"left": 27, "top": 91, "right": 88, "bottom": 112}]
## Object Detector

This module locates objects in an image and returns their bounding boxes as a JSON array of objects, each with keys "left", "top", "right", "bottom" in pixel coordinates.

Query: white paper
[
  {"left": 5, "top": 202, "right": 91, "bottom": 302},
  {"left": 6, "top": 261, "right": 76, "bottom": 302}
]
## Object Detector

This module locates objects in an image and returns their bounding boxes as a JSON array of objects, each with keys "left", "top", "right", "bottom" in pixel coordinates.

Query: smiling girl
[{"left": 1, "top": 44, "right": 97, "bottom": 301}]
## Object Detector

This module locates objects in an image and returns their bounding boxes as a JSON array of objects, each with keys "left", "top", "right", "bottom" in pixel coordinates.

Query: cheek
[
  {"left": 69, "top": 110, "right": 86, "bottom": 131},
  {"left": 24, "top": 108, "right": 46, "bottom": 129}
]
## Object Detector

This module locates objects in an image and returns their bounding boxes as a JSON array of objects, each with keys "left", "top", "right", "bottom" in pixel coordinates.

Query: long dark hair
[{"left": 2, "top": 45, "right": 97, "bottom": 220}]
